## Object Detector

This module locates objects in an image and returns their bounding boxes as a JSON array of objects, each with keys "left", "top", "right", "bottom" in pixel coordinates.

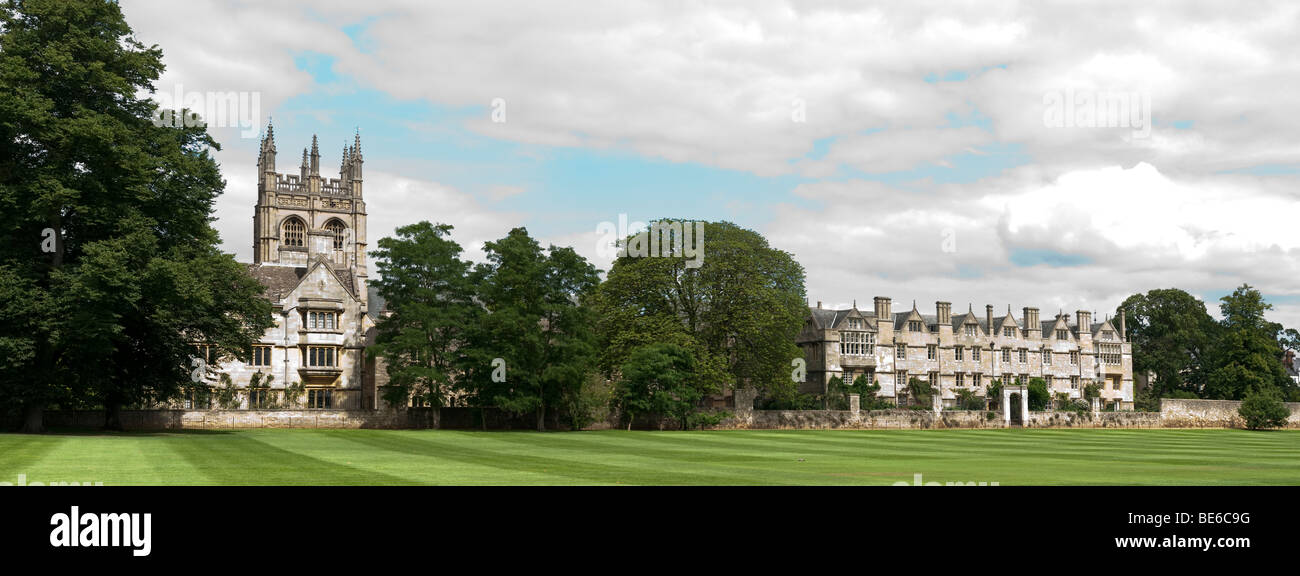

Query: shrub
[
  {"left": 1239, "top": 389, "right": 1290, "bottom": 430},
  {"left": 954, "top": 388, "right": 985, "bottom": 411},
  {"left": 687, "top": 410, "right": 732, "bottom": 429},
  {"left": 825, "top": 376, "right": 850, "bottom": 410},
  {"left": 1027, "top": 378, "right": 1050, "bottom": 411},
  {"left": 907, "top": 377, "right": 935, "bottom": 407}
]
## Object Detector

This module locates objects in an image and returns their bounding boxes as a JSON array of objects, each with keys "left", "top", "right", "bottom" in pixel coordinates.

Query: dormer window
[
  {"left": 1102, "top": 330, "right": 1115, "bottom": 341},
  {"left": 964, "top": 325, "right": 976, "bottom": 337},
  {"left": 847, "top": 318, "right": 862, "bottom": 330},
  {"left": 1056, "top": 329, "right": 1068, "bottom": 340},
  {"left": 1003, "top": 327, "right": 1016, "bottom": 337},
  {"left": 908, "top": 320, "right": 922, "bottom": 332}
]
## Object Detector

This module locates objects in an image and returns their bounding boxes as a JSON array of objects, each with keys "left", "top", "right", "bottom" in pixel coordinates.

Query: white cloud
[{"left": 120, "top": 0, "right": 1300, "bottom": 327}]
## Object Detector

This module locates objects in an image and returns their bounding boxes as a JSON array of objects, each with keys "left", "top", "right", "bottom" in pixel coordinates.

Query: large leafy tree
[
  {"left": 0, "top": 0, "right": 272, "bottom": 431},
  {"left": 615, "top": 342, "right": 699, "bottom": 430},
  {"left": 594, "top": 220, "right": 806, "bottom": 404},
  {"left": 1205, "top": 284, "right": 1294, "bottom": 400},
  {"left": 369, "top": 222, "right": 480, "bottom": 408},
  {"left": 465, "top": 228, "right": 600, "bottom": 431},
  {"left": 1116, "top": 288, "right": 1217, "bottom": 408}
]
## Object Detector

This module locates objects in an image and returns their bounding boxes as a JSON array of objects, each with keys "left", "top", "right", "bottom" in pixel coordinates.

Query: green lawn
[{"left": 0, "top": 428, "right": 1297, "bottom": 485}]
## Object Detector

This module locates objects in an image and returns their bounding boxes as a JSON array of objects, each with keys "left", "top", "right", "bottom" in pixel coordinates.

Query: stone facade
[
  {"left": 796, "top": 298, "right": 1134, "bottom": 409},
  {"left": 188, "top": 123, "right": 387, "bottom": 410}
]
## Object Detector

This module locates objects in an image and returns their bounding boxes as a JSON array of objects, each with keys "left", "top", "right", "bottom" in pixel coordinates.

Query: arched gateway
[{"left": 1001, "top": 385, "right": 1029, "bottom": 427}]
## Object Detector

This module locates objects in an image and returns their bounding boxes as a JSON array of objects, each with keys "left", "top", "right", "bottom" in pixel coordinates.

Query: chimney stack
[
  {"left": 1119, "top": 308, "right": 1127, "bottom": 341},
  {"left": 1076, "top": 310, "right": 1092, "bottom": 334},
  {"left": 816, "top": 301, "right": 822, "bottom": 309},
  {"left": 936, "top": 301, "right": 951, "bottom": 325},
  {"left": 986, "top": 305, "right": 994, "bottom": 335},
  {"left": 1023, "top": 307, "right": 1040, "bottom": 336},
  {"left": 874, "top": 296, "right": 892, "bottom": 320}
]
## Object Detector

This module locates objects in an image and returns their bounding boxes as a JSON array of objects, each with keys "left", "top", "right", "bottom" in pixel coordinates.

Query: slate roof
[
  {"left": 246, "top": 263, "right": 306, "bottom": 301},
  {"left": 245, "top": 260, "right": 357, "bottom": 301}
]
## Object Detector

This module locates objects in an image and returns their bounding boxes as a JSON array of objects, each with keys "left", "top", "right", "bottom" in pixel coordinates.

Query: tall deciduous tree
[
  {"left": 616, "top": 343, "right": 699, "bottom": 430},
  {"left": 466, "top": 228, "right": 600, "bottom": 431},
  {"left": 595, "top": 220, "right": 806, "bottom": 404},
  {"left": 369, "top": 222, "right": 480, "bottom": 408},
  {"left": 1116, "top": 289, "right": 1217, "bottom": 408},
  {"left": 0, "top": 0, "right": 272, "bottom": 431},
  {"left": 1205, "top": 284, "right": 1293, "bottom": 400}
]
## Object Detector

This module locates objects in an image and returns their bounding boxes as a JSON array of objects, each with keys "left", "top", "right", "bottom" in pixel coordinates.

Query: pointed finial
[
  {"left": 301, "top": 148, "right": 308, "bottom": 166},
  {"left": 311, "top": 134, "right": 319, "bottom": 155},
  {"left": 852, "top": 299, "right": 856, "bottom": 309}
]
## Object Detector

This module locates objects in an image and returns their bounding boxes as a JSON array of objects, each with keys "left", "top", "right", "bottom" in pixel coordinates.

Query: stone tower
[{"left": 253, "top": 122, "right": 368, "bottom": 302}]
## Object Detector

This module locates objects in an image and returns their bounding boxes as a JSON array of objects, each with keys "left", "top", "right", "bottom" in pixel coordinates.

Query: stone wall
[
  {"left": 721, "top": 407, "right": 1164, "bottom": 430},
  {"left": 1160, "top": 398, "right": 1300, "bottom": 429},
  {"left": 28, "top": 408, "right": 436, "bottom": 430},
  {"left": 1025, "top": 410, "right": 1161, "bottom": 428}
]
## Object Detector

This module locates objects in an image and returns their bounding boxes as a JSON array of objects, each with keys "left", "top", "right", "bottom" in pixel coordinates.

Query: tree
[
  {"left": 1026, "top": 377, "right": 1050, "bottom": 411},
  {"left": 1205, "top": 285, "right": 1293, "bottom": 401},
  {"left": 1276, "top": 327, "right": 1300, "bottom": 356},
  {"left": 0, "top": 0, "right": 272, "bottom": 431},
  {"left": 615, "top": 343, "right": 702, "bottom": 430},
  {"left": 1238, "top": 389, "right": 1290, "bottom": 430},
  {"left": 906, "top": 377, "right": 934, "bottom": 407},
  {"left": 955, "top": 388, "right": 985, "bottom": 411},
  {"left": 370, "top": 222, "right": 480, "bottom": 409},
  {"left": 595, "top": 220, "right": 806, "bottom": 405},
  {"left": 1116, "top": 289, "right": 1217, "bottom": 401},
  {"left": 825, "top": 376, "right": 848, "bottom": 410},
  {"left": 466, "top": 228, "right": 600, "bottom": 431}
]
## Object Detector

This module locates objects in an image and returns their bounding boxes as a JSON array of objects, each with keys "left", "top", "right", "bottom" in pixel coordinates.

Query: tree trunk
[
  {"left": 103, "top": 401, "right": 124, "bottom": 431},
  {"left": 536, "top": 402, "right": 545, "bottom": 432},
  {"left": 20, "top": 404, "right": 45, "bottom": 434}
]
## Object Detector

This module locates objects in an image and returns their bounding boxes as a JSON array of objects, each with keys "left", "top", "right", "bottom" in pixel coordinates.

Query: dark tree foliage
[
  {"left": 0, "top": 0, "right": 272, "bottom": 431},
  {"left": 595, "top": 220, "right": 806, "bottom": 407}
]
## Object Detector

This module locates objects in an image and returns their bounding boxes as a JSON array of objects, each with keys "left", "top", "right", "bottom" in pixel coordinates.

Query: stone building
[
  {"left": 795, "top": 297, "right": 1134, "bottom": 409},
  {"left": 189, "top": 122, "right": 386, "bottom": 410}
]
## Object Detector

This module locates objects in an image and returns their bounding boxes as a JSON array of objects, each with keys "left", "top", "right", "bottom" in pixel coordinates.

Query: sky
[{"left": 120, "top": 0, "right": 1300, "bottom": 328}]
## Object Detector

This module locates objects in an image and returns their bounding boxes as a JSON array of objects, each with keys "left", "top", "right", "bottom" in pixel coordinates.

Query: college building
[
  {"left": 796, "top": 298, "right": 1134, "bottom": 409},
  {"left": 187, "top": 123, "right": 388, "bottom": 410}
]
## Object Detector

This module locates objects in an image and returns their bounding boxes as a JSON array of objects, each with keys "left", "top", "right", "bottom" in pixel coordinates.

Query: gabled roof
[
  {"left": 893, "top": 307, "right": 927, "bottom": 330},
  {"left": 246, "top": 264, "right": 307, "bottom": 301},
  {"left": 245, "top": 257, "right": 359, "bottom": 302},
  {"left": 808, "top": 307, "right": 877, "bottom": 331}
]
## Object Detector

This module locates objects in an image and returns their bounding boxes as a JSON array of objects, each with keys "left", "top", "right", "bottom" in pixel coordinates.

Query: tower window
[
  {"left": 325, "top": 220, "right": 347, "bottom": 250},
  {"left": 283, "top": 218, "right": 306, "bottom": 247}
]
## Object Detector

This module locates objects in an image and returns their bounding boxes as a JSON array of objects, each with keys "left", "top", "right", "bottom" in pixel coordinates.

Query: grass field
[{"left": 1, "top": 428, "right": 1297, "bottom": 485}]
